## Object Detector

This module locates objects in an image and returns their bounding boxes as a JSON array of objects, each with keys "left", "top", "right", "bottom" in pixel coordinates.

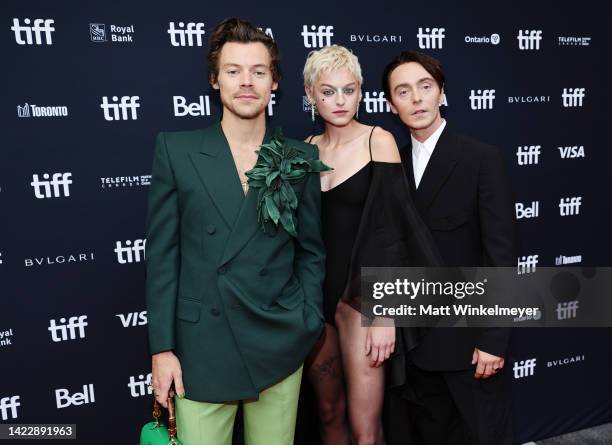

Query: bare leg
[
  {"left": 305, "top": 322, "right": 350, "bottom": 445},
  {"left": 335, "top": 301, "right": 386, "bottom": 445}
]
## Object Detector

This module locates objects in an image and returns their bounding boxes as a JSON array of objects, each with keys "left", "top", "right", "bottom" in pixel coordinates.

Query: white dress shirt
[{"left": 411, "top": 119, "right": 447, "bottom": 188}]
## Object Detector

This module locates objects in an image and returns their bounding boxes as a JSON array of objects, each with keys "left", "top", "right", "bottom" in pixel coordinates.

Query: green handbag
[{"left": 140, "top": 396, "right": 182, "bottom": 445}]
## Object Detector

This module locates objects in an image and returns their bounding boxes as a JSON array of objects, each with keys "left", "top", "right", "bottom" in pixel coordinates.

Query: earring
[{"left": 311, "top": 102, "right": 316, "bottom": 123}]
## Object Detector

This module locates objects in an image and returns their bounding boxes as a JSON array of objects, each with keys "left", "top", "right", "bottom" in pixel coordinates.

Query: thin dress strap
[
  {"left": 368, "top": 126, "right": 376, "bottom": 161},
  {"left": 307, "top": 135, "right": 315, "bottom": 144}
]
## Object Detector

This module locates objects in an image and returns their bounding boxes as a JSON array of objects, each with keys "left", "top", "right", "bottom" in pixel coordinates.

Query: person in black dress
[{"left": 302, "top": 45, "right": 441, "bottom": 445}]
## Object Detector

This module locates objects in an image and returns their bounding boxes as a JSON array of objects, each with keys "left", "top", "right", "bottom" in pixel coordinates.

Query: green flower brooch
[{"left": 245, "top": 129, "right": 332, "bottom": 237}]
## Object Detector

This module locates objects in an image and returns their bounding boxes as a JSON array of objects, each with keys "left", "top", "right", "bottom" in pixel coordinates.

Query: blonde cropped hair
[{"left": 303, "top": 45, "right": 363, "bottom": 91}]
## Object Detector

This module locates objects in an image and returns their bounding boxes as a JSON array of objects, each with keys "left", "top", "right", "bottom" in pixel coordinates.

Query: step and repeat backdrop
[{"left": 2, "top": 1, "right": 610, "bottom": 444}]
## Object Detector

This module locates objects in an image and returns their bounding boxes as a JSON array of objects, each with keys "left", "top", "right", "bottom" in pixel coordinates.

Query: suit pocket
[
  {"left": 428, "top": 211, "right": 470, "bottom": 231},
  {"left": 176, "top": 298, "right": 201, "bottom": 322},
  {"left": 263, "top": 280, "right": 304, "bottom": 311}
]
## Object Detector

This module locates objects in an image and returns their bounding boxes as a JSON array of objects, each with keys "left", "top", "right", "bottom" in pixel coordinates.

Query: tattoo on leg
[{"left": 310, "top": 355, "right": 342, "bottom": 383}]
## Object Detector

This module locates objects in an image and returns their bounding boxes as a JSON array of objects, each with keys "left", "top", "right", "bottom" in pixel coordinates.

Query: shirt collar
[{"left": 411, "top": 119, "right": 446, "bottom": 157}]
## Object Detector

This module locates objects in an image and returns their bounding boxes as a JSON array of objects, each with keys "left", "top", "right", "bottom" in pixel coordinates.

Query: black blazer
[{"left": 400, "top": 124, "right": 518, "bottom": 371}]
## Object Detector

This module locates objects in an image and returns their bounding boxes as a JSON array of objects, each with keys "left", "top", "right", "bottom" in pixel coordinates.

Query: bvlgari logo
[
  {"left": 547, "top": 354, "right": 585, "bottom": 368},
  {"left": 349, "top": 33, "right": 403, "bottom": 44},
  {"left": 24, "top": 252, "right": 95, "bottom": 267}
]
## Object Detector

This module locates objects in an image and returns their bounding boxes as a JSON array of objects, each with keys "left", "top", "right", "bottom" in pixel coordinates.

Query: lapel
[
  {"left": 412, "top": 125, "right": 459, "bottom": 213},
  {"left": 188, "top": 121, "right": 271, "bottom": 266},
  {"left": 400, "top": 143, "right": 417, "bottom": 195}
]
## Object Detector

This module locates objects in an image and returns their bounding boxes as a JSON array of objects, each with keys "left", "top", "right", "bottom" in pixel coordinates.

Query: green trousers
[{"left": 175, "top": 365, "right": 303, "bottom": 445}]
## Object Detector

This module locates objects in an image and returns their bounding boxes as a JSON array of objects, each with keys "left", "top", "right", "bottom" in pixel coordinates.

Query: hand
[
  {"left": 472, "top": 348, "right": 504, "bottom": 379},
  {"left": 151, "top": 351, "right": 185, "bottom": 407},
  {"left": 365, "top": 319, "right": 395, "bottom": 368}
]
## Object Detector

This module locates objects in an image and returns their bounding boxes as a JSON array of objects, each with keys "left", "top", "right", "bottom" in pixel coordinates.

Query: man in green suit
[{"left": 146, "top": 18, "right": 325, "bottom": 444}]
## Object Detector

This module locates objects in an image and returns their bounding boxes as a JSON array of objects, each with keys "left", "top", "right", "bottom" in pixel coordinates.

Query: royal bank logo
[
  {"left": 302, "top": 96, "right": 312, "bottom": 112},
  {"left": 516, "top": 145, "right": 540, "bottom": 165},
  {"left": 508, "top": 95, "right": 550, "bottom": 104},
  {"left": 128, "top": 373, "right": 152, "bottom": 398},
  {"left": 115, "top": 239, "right": 146, "bottom": 264},
  {"left": 517, "top": 30, "right": 542, "bottom": 50},
  {"left": 31, "top": 173, "right": 72, "bottom": 198},
  {"left": 513, "top": 358, "right": 536, "bottom": 378},
  {"left": 469, "top": 89, "right": 495, "bottom": 110},
  {"left": 556, "top": 301, "right": 579, "bottom": 320},
  {"left": 555, "top": 254, "right": 582, "bottom": 265},
  {"left": 168, "top": 22, "right": 205, "bottom": 47},
  {"left": 349, "top": 33, "right": 403, "bottom": 44},
  {"left": 562, "top": 88, "right": 585, "bottom": 107},
  {"left": 173, "top": 95, "right": 212, "bottom": 117},
  {"left": 559, "top": 197, "right": 582, "bottom": 216},
  {"left": 24, "top": 252, "right": 95, "bottom": 267},
  {"left": 558, "top": 36, "right": 591, "bottom": 46},
  {"left": 116, "top": 311, "right": 147, "bottom": 328},
  {"left": 0, "top": 396, "right": 20, "bottom": 420},
  {"left": 464, "top": 33, "right": 500, "bottom": 45},
  {"left": 558, "top": 146, "right": 585, "bottom": 159},
  {"left": 100, "top": 96, "right": 140, "bottom": 121},
  {"left": 55, "top": 384, "right": 95, "bottom": 409},
  {"left": 100, "top": 175, "right": 151, "bottom": 189},
  {"left": 90, "top": 23, "right": 135, "bottom": 43},
  {"left": 0, "top": 328, "right": 14, "bottom": 348},
  {"left": 363, "top": 91, "right": 390, "bottom": 113},
  {"left": 17, "top": 103, "right": 68, "bottom": 118},
  {"left": 417, "top": 27, "right": 445, "bottom": 49},
  {"left": 11, "top": 18, "right": 54, "bottom": 45},
  {"left": 48, "top": 315, "right": 88, "bottom": 342},
  {"left": 517, "top": 255, "right": 538, "bottom": 274},
  {"left": 547, "top": 354, "right": 585, "bottom": 368},
  {"left": 515, "top": 201, "right": 539, "bottom": 219},
  {"left": 301, "top": 25, "right": 334, "bottom": 48}
]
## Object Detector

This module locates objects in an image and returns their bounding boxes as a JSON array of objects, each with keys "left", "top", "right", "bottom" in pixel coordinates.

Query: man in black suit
[{"left": 382, "top": 51, "right": 518, "bottom": 445}]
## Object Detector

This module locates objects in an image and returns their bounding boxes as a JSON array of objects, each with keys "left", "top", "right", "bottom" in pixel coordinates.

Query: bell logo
[
  {"left": 11, "top": 18, "right": 55, "bottom": 45},
  {"left": 416, "top": 27, "right": 445, "bottom": 49},
  {"left": 562, "top": 88, "right": 585, "bottom": 107},
  {"left": 31, "top": 173, "right": 72, "bottom": 198},
  {"left": 513, "top": 358, "right": 536, "bottom": 378},
  {"left": 0, "top": 396, "right": 20, "bottom": 420},
  {"left": 469, "top": 89, "right": 495, "bottom": 110},
  {"left": 100, "top": 96, "right": 140, "bottom": 121},
  {"left": 128, "top": 373, "right": 153, "bottom": 398},
  {"left": 515, "top": 201, "right": 539, "bottom": 219},
  {"left": 48, "top": 315, "right": 88, "bottom": 342},
  {"left": 517, "top": 30, "right": 543, "bottom": 50},
  {"left": 115, "top": 239, "right": 146, "bottom": 264},
  {"left": 168, "top": 22, "right": 205, "bottom": 47},
  {"left": 301, "top": 25, "right": 333, "bottom": 48},
  {"left": 173, "top": 95, "right": 211, "bottom": 117},
  {"left": 55, "top": 384, "right": 95, "bottom": 409}
]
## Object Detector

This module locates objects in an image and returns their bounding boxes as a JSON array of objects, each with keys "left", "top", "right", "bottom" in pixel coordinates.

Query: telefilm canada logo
[
  {"left": 17, "top": 103, "right": 68, "bottom": 118},
  {"left": 100, "top": 175, "right": 151, "bottom": 189},
  {"left": 89, "top": 23, "right": 135, "bottom": 43},
  {"left": 558, "top": 36, "right": 591, "bottom": 46}
]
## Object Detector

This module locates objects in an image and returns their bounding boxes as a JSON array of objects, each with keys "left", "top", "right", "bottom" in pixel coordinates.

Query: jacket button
[
  {"left": 206, "top": 225, "right": 216, "bottom": 235},
  {"left": 210, "top": 308, "right": 220, "bottom": 316},
  {"left": 259, "top": 268, "right": 268, "bottom": 276},
  {"left": 218, "top": 266, "right": 227, "bottom": 275}
]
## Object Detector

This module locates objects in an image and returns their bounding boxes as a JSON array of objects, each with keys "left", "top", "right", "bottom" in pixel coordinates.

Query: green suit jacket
[{"left": 145, "top": 122, "right": 325, "bottom": 402}]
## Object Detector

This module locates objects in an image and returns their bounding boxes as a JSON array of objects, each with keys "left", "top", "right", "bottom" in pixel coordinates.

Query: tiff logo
[
  {"left": 469, "top": 89, "right": 495, "bottom": 110},
  {"left": 517, "top": 30, "right": 542, "bottom": 50},
  {"left": 48, "top": 315, "right": 88, "bottom": 342},
  {"left": 516, "top": 145, "right": 540, "bottom": 165},
  {"left": 562, "top": 88, "right": 585, "bottom": 107},
  {"left": 31, "top": 173, "right": 72, "bottom": 199},
  {"left": 513, "top": 358, "right": 536, "bottom": 378},
  {"left": 559, "top": 197, "right": 582, "bottom": 216},
  {"left": 11, "top": 18, "right": 54, "bottom": 45},
  {"left": 301, "top": 25, "right": 333, "bottom": 48},
  {"left": 417, "top": 27, "right": 445, "bottom": 49},
  {"left": 558, "top": 146, "right": 585, "bottom": 158},
  {"left": 515, "top": 201, "right": 539, "bottom": 219},
  {"left": 115, "top": 239, "right": 146, "bottom": 264},
  {"left": 168, "top": 22, "right": 205, "bottom": 46},
  {"left": 517, "top": 255, "right": 538, "bottom": 275},
  {"left": 557, "top": 301, "right": 579, "bottom": 320},
  {"left": 56, "top": 384, "right": 95, "bottom": 409},
  {"left": 100, "top": 96, "right": 140, "bottom": 121},
  {"left": 116, "top": 311, "right": 147, "bottom": 327},
  {"left": 128, "top": 373, "right": 152, "bottom": 397},
  {"left": 363, "top": 91, "right": 390, "bottom": 113},
  {"left": 0, "top": 396, "right": 20, "bottom": 420},
  {"left": 267, "top": 93, "right": 276, "bottom": 116}
]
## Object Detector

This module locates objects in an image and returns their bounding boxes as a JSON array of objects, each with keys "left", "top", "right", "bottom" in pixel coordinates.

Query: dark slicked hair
[
  {"left": 207, "top": 17, "right": 280, "bottom": 84},
  {"left": 382, "top": 51, "right": 445, "bottom": 103}
]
